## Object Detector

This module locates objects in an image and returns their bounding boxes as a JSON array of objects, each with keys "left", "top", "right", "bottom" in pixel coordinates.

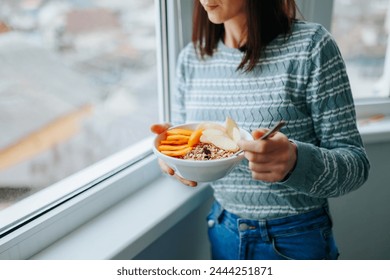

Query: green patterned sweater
[{"left": 172, "top": 20, "right": 370, "bottom": 219}]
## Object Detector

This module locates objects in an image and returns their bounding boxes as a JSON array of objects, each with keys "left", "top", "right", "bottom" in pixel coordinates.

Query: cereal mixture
[{"left": 183, "top": 143, "right": 235, "bottom": 160}]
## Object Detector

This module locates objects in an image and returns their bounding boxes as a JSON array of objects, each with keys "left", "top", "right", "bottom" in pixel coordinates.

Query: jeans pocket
[
  {"left": 206, "top": 201, "right": 219, "bottom": 224},
  {"left": 207, "top": 202, "right": 241, "bottom": 259},
  {"left": 271, "top": 227, "right": 338, "bottom": 260}
]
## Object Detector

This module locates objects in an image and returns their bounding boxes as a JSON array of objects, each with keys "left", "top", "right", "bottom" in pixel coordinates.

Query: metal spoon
[
  {"left": 235, "top": 120, "right": 286, "bottom": 156},
  {"left": 258, "top": 120, "right": 286, "bottom": 140}
]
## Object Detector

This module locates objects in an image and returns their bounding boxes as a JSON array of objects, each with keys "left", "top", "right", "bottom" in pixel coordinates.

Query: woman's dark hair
[{"left": 192, "top": 0, "right": 297, "bottom": 72}]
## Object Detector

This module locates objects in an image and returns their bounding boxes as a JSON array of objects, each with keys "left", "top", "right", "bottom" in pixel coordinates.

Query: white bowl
[{"left": 152, "top": 122, "right": 252, "bottom": 182}]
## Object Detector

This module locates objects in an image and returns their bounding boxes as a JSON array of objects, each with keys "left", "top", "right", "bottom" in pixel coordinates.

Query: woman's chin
[{"left": 207, "top": 15, "right": 224, "bottom": 24}]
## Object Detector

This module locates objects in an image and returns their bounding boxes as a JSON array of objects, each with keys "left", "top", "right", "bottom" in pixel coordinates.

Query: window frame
[
  {"left": 0, "top": 139, "right": 155, "bottom": 236},
  {"left": 0, "top": 0, "right": 170, "bottom": 259}
]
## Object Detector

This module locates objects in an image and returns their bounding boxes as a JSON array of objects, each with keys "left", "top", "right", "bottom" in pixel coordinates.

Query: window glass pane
[
  {"left": 0, "top": 0, "right": 158, "bottom": 210},
  {"left": 331, "top": 0, "right": 390, "bottom": 99}
]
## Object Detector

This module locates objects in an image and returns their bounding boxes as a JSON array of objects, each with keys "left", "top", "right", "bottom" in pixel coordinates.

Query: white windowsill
[
  {"left": 30, "top": 175, "right": 213, "bottom": 260},
  {"left": 358, "top": 117, "right": 390, "bottom": 144}
]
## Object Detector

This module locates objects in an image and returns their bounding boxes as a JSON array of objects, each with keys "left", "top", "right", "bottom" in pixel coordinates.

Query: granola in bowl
[{"left": 183, "top": 143, "right": 235, "bottom": 160}]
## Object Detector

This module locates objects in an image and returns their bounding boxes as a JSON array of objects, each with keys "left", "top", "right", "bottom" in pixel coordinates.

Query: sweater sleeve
[{"left": 283, "top": 27, "right": 370, "bottom": 198}]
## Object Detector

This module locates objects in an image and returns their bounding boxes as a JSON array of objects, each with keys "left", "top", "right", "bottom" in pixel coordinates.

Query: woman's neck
[{"left": 223, "top": 16, "right": 247, "bottom": 49}]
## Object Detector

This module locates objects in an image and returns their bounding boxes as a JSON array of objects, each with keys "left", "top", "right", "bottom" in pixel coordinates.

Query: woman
[{"left": 151, "top": 0, "right": 370, "bottom": 259}]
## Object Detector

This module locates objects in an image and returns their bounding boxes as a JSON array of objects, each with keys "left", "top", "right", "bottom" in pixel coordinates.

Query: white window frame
[{"left": 0, "top": 0, "right": 177, "bottom": 259}]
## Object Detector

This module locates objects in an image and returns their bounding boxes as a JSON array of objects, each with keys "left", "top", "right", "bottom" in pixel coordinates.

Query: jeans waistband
[{"left": 211, "top": 201, "right": 332, "bottom": 238}]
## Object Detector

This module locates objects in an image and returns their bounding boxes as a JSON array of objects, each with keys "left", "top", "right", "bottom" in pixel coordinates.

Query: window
[
  {"left": 0, "top": 0, "right": 194, "bottom": 259},
  {"left": 331, "top": 0, "right": 390, "bottom": 99},
  {"left": 0, "top": 1, "right": 158, "bottom": 234},
  {"left": 0, "top": 0, "right": 158, "bottom": 206},
  {"left": 297, "top": 0, "right": 390, "bottom": 121}
]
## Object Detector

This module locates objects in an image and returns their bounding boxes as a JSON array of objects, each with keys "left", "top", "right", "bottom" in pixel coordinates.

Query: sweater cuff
[{"left": 281, "top": 140, "right": 316, "bottom": 193}]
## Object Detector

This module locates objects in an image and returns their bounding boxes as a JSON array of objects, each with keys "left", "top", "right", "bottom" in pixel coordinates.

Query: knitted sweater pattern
[{"left": 172, "top": 21, "right": 370, "bottom": 219}]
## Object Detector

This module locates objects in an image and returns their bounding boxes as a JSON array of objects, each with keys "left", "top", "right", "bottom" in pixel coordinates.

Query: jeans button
[
  {"left": 207, "top": 219, "right": 215, "bottom": 228},
  {"left": 239, "top": 223, "right": 249, "bottom": 231}
]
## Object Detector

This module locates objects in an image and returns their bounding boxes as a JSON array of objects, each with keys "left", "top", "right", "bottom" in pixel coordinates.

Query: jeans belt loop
[{"left": 258, "top": 220, "right": 270, "bottom": 242}]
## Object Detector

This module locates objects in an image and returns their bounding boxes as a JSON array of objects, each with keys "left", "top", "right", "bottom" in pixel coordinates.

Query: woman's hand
[
  {"left": 238, "top": 129, "right": 297, "bottom": 182},
  {"left": 150, "top": 123, "right": 197, "bottom": 187}
]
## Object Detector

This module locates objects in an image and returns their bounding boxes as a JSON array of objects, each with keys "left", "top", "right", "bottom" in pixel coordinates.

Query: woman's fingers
[
  {"left": 173, "top": 174, "right": 198, "bottom": 187},
  {"left": 238, "top": 130, "right": 297, "bottom": 182},
  {"left": 158, "top": 159, "right": 175, "bottom": 175},
  {"left": 158, "top": 159, "right": 197, "bottom": 187},
  {"left": 150, "top": 123, "right": 171, "bottom": 134}
]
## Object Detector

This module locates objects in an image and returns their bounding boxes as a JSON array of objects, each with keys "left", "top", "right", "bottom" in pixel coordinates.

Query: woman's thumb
[{"left": 252, "top": 129, "right": 268, "bottom": 140}]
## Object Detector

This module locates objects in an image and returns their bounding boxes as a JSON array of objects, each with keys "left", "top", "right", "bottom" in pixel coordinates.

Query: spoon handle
[{"left": 259, "top": 120, "right": 286, "bottom": 140}]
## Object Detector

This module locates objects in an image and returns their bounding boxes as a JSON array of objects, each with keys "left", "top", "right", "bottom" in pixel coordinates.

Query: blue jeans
[{"left": 207, "top": 201, "right": 339, "bottom": 260}]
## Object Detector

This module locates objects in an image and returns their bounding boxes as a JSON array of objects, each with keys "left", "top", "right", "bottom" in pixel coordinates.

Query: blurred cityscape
[
  {"left": 0, "top": 0, "right": 158, "bottom": 209},
  {"left": 331, "top": 0, "right": 389, "bottom": 98}
]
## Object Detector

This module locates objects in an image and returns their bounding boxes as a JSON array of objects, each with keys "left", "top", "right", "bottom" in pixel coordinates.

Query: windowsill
[
  {"left": 358, "top": 116, "right": 390, "bottom": 144},
  {"left": 355, "top": 98, "right": 390, "bottom": 144},
  {"left": 30, "top": 175, "right": 213, "bottom": 260}
]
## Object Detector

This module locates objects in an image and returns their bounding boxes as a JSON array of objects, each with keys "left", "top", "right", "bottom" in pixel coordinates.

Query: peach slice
[
  {"left": 160, "top": 139, "right": 189, "bottom": 145},
  {"left": 188, "top": 129, "right": 203, "bottom": 147},
  {"left": 160, "top": 147, "right": 192, "bottom": 157},
  {"left": 166, "top": 135, "right": 190, "bottom": 141},
  {"left": 158, "top": 144, "right": 189, "bottom": 151},
  {"left": 166, "top": 128, "right": 193, "bottom": 136}
]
